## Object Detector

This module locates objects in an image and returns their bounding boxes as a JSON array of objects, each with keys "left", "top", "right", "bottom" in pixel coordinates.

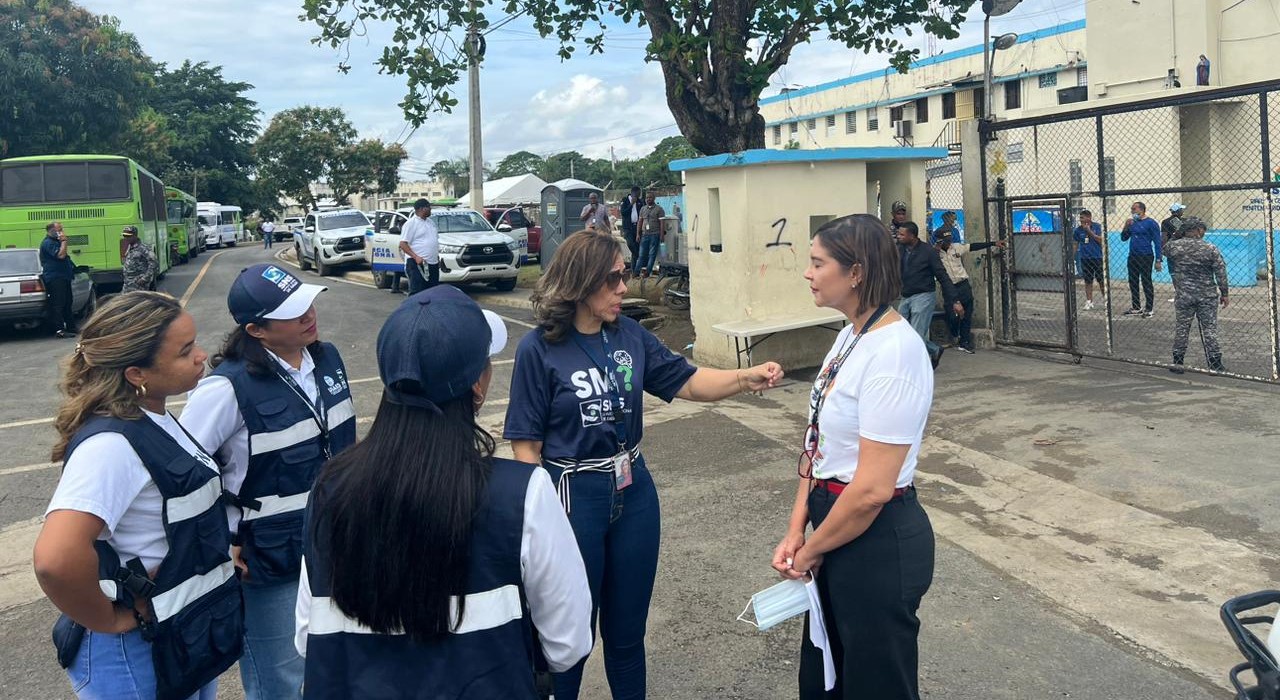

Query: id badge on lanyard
[
  {"left": 572, "top": 330, "right": 633, "bottom": 491},
  {"left": 276, "top": 369, "right": 331, "bottom": 459}
]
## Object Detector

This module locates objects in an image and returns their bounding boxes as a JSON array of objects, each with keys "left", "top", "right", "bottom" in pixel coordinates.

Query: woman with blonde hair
[
  {"left": 33, "top": 291, "right": 242, "bottom": 700},
  {"left": 505, "top": 229, "right": 785, "bottom": 699}
]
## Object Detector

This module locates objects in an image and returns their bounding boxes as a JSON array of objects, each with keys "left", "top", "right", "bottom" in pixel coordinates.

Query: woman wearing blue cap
[
  {"left": 295, "top": 285, "right": 593, "bottom": 697},
  {"left": 505, "top": 229, "right": 784, "bottom": 700},
  {"left": 180, "top": 263, "right": 356, "bottom": 699}
]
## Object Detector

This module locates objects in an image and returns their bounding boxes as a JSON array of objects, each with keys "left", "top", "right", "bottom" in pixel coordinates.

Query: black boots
[
  {"left": 1169, "top": 353, "right": 1185, "bottom": 374},
  {"left": 1208, "top": 354, "right": 1225, "bottom": 372},
  {"left": 1170, "top": 353, "right": 1226, "bottom": 373}
]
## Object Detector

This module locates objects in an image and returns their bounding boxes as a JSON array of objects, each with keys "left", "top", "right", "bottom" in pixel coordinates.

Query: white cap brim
[
  {"left": 262, "top": 283, "right": 327, "bottom": 321},
  {"left": 483, "top": 310, "right": 508, "bottom": 356}
]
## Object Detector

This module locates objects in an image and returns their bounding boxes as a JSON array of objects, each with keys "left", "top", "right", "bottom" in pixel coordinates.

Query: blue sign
[
  {"left": 927, "top": 209, "right": 966, "bottom": 243},
  {"left": 1011, "top": 208, "right": 1059, "bottom": 234}
]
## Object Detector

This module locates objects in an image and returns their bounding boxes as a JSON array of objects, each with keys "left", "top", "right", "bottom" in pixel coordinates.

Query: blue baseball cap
[
  {"left": 376, "top": 285, "right": 507, "bottom": 410},
  {"left": 227, "top": 264, "right": 327, "bottom": 326}
]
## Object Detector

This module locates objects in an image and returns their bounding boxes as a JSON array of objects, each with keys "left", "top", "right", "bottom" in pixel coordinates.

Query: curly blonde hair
[
  {"left": 52, "top": 291, "right": 183, "bottom": 462},
  {"left": 531, "top": 230, "right": 624, "bottom": 343}
]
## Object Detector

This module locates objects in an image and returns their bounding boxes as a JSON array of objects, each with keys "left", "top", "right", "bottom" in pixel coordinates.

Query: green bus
[
  {"left": 0, "top": 154, "right": 172, "bottom": 287},
  {"left": 165, "top": 186, "right": 201, "bottom": 264}
]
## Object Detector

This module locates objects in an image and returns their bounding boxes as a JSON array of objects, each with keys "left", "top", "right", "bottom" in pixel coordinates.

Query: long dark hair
[
  {"left": 210, "top": 325, "right": 324, "bottom": 376},
  {"left": 313, "top": 391, "right": 494, "bottom": 642},
  {"left": 530, "top": 229, "right": 624, "bottom": 343}
]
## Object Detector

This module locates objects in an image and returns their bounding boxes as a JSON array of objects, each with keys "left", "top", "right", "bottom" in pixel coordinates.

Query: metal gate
[{"left": 982, "top": 79, "right": 1280, "bottom": 382}]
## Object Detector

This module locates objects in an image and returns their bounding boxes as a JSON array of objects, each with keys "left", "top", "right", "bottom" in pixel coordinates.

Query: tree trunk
[{"left": 659, "top": 61, "right": 766, "bottom": 155}]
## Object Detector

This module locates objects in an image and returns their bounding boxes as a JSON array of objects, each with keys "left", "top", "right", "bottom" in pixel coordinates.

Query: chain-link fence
[{"left": 982, "top": 81, "right": 1280, "bottom": 382}]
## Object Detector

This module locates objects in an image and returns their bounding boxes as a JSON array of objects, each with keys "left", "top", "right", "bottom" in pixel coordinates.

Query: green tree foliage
[
  {"left": 492, "top": 150, "right": 546, "bottom": 179},
  {"left": 303, "top": 0, "right": 968, "bottom": 155},
  {"left": 0, "top": 0, "right": 154, "bottom": 157},
  {"left": 255, "top": 106, "right": 405, "bottom": 211}
]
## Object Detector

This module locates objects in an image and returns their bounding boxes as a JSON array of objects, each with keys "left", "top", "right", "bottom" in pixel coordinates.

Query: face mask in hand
[{"left": 738, "top": 578, "right": 812, "bottom": 631}]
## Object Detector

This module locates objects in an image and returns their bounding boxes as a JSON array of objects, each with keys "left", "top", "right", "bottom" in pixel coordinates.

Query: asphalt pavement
[{"left": 0, "top": 244, "right": 1266, "bottom": 699}]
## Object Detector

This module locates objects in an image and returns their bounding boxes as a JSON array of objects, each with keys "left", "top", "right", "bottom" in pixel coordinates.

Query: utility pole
[{"left": 466, "top": 0, "right": 485, "bottom": 210}]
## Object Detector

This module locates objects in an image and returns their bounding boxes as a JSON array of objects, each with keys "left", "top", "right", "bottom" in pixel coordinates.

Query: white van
[
  {"left": 366, "top": 207, "right": 522, "bottom": 291},
  {"left": 197, "top": 202, "right": 242, "bottom": 248}
]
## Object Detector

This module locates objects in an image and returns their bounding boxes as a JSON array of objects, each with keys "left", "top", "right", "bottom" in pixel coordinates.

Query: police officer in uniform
[
  {"left": 181, "top": 264, "right": 356, "bottom": 699},
  {"left": 121, "top": 225, "right": 159, "bottom": 293},
  {"left": 35, "top": 291, "right": 242, "bottom": 700},
  {"left": 296, "top": 285, "right": 593, "bottom": 698},
  {"left": 1164, "top": 217, "right": 1229, "bottom": 373}
]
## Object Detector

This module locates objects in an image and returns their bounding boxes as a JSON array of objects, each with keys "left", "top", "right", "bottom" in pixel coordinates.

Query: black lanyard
[
  {"left": 273, "top": 361, "right": 331, "bottom": 459},
  {"left": 809, "top": 305, "right": 890, "bottom": 431},
  {"left": 570, "top": 329, "right": 630, "bottom": 451}
]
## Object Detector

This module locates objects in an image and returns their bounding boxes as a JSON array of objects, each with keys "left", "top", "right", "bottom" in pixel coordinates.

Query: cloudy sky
[{"left": 79, "top": 0, "right": 1084, "bottom": 178}]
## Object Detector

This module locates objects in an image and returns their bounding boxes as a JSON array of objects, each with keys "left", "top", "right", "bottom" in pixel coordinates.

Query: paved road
[{"left": 0, "top": 245, "right": 1259, "bottom": 699}]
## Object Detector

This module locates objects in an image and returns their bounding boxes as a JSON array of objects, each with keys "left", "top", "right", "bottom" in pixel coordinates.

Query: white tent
[{"left": 455, "top": 174, "right": 549, "bottom": 209}]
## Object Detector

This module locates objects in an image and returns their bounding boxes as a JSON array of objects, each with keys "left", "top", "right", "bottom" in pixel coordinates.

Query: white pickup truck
[{"left": 366, "top": 207, "right": 524, "bottom": 292}]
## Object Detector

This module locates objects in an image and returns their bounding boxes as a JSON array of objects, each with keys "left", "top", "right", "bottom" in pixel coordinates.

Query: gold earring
[{"left": 135, "top": 383, "right": 147, "bottom": 398}]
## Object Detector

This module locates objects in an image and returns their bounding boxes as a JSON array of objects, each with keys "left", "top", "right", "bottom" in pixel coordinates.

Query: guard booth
[
  {"left": 540, "top": 178, "right": 602, "bottom": 266},
  {"left": 669, "top": 147, "right": 947, "bottom": 370}
]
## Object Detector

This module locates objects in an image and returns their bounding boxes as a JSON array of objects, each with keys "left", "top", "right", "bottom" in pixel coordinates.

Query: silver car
[{"left": 0, "top": 249, "right": 97, "bottom": 329}]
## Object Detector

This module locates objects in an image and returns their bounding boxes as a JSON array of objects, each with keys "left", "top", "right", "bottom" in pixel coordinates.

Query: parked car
[
  {"left": 483, "top": 207, "right": 539, "bottom": 261},
  {"left": 296, "top": 209, "right": 370, "bottom": 276},
  {"left": 0, "top": 249, "right": 97, "bottom": 329},
  {"left": 366, "top": 207, "right": 523, "bottom": 292}
]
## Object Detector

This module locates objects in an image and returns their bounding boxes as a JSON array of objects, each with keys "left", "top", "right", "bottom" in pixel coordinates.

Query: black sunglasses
[{"left": 603, "top": 271, "right": 625, "bottom": 289}]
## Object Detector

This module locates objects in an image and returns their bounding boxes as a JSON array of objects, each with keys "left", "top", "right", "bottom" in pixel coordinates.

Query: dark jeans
[
  {"left": 404, "top": 260, "right": 439, "bottom": 295},
  {"left": 947, "top": 279, "right": 975, "bottom": 349},
  {"left": 1127, "top": 254, "right": 1155, "bottom": 311},
  {"left": 799, "top": 486, "right": 934, "bottom": 700},
  {"left": 545, "top": 458, "right": 660, "bottom": 700},
  {"left": 45, "top": 277, "right": 76, "bottom": 332},
  {"left": 263, "top": 232, "right": 274, "bottom": 249},
  {"left": 634, "top": 234, "right": 660, "bottom": 275},
  {"left": 622, "top": 226, "right": 639, "bottom": 266}
]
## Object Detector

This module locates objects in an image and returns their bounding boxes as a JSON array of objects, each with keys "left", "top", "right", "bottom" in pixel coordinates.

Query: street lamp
[{"left": 982, "top": 0, "right": 1023, "bottom": 122}]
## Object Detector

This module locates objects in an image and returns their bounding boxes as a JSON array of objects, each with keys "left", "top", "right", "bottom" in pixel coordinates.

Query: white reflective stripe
[
  {"left": 308, "top": 584, "right": 522, "bottom": 637},
  {"left": 241, "top": 492, "right": 310, "bottom": 521},
  {"left": 99, "top": 580, "right": 119, "bottom": 601},
  {"left": 250, "top": 417, "right": 320, "bottom": 456},
  {"left": 150, "top": 561, "right": 236, "bottom": 622},
  {"left": 165, "top": 479, "right": 223, "bottom": 525},
  {"left": 326, "top": 398, "right": 354, "bottom": 429}
]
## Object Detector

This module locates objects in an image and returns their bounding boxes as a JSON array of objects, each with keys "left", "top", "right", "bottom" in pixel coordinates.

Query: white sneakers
[{"left": 1084, "top": 300, "right": 1095, "bottom": 310}]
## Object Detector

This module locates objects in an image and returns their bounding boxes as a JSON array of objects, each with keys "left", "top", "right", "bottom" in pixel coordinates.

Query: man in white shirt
[
  {"left": 399, "top": 198, "right": 439, "bottom": 294},
  {"left": 262, "top": 219, "right": 276, "bottom": 250}
]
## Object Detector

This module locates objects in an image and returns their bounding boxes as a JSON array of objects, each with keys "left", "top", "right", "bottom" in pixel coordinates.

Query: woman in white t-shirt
[
  {"left": 771, "top": 214, "right": 936, "bottom": 699},
  {"left": 34, "top": 292, "right": 236, "bottom": 700}
]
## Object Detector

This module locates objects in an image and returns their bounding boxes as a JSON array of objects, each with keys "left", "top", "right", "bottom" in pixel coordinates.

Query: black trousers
[
  {"left": 1127, "top": 254, "right": 1155, "bottom": 311},
  {"left": 45, "top": 277, "right": 76, "bottom": 332},
  {"left": 799, "top": 486, "right": 934, "bottom": 700},
  {"left": 947, "top": 279, "right": 975, "bottom": 349},
  {"left": 622, "top": 226, "right": 640, "bottom": 266},
  {"left": 405, "top": 260, "right": 439, "bottom": 295}
]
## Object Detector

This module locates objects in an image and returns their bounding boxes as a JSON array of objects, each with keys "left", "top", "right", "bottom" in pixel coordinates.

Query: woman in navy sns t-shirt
[{"left": 505, "top": 230, "right": 784, "bottom": 700}]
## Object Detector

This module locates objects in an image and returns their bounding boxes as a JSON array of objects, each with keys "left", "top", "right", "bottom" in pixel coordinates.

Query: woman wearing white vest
[
  {"left": 35, "top": 291, "right": 242, "bottom": 699},
  {"left": 181, "top": 263, "right": 356, "bottom": 699},
  {"left": 296, "top": 284, "right": 593, "bottom": 698}
]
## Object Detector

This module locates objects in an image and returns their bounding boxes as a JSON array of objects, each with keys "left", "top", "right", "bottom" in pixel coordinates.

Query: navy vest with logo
[
  {"left": 63, "top": 415, "right": 243, "bottom": 700},
  {"left": 212, "top": 342, "right": 356, "bottom": 586},
  {"left": 302, "top": 458, "right": 541, "bottom": 699}
]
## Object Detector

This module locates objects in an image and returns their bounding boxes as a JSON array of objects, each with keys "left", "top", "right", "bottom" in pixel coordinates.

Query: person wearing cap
[
  {"left": 934, "top": 228, "right": 1004, "bottom": 353},
  {"left": 895, "top": 221, "right": 961, "bottom": 368},
  {"left": 399, "top": 198, "right": 439, "bottom": 294},
  {"left": 39, "top": 221, "right": 78, "bottom": 338},
  {"left": 294, "top": 285, "right": 593, "bottom": 698},
  {"left": 121, "top": 225, "right": 158, "bottom": 293},
  {"left": 180, "top": 263, "right": 355, "bottom": 700},
  {"left": 505, "top": 230, "right": 784, "bottom": 700},
  {"left": 1161, "top": 203, "right": 1187, "bottom": 279},
  {"left": 1164, "top": 217, "right": 1229, "bottom": 373},
  {"left": 887, "top": 201, "right": 909, "bottom": 231}
]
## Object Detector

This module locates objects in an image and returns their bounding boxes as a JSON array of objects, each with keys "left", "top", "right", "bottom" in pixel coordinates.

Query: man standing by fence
[
  {"left": 935, "top": 229, "right": 1004, "bottom": 353},
  {"left": 1073, "top": 210, "right": 1105, "bottom": 310},
  {"left": 1164, "top": 217, "right": 1228, "bottom": 373},
  {"left": 1121, "top": 201, "right": 1162, "bottom": 317},
  {"left": 896, "top": 221, "right": 962, "bottom": 368}
]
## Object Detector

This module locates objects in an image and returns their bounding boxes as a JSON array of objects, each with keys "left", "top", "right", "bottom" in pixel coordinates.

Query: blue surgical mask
[
  {"left": 738, "top": 578, "right": 811, "bottom": 631},
  {"left": 1132, "top": 213, "right": 1141, "bottom": 221}
]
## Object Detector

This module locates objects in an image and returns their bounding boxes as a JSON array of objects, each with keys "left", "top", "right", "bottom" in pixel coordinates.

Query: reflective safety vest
[
  {"left": 63, "top": 415, "right": 243, "bottom": 700},
  {"left": 302, "top": 458, "right": 542, "bottom": 698},
  {"left": 213, "top": 342, "right": 356, "bottom": 586}
]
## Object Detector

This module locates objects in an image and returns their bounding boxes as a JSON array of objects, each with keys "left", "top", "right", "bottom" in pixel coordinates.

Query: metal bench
[{"left": 712, "top": 309, "right": 849, "bottom": 368}]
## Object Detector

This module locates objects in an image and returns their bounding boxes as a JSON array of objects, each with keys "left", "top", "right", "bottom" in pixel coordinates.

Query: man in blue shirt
[
  {"left": 1073, "top": 210, "right": 1105, "bottom": 311},
  {"left": 1120, "top": 201, "right": 1162, "bottom": 317},
  {"left": 38, "top": 221, "right": 78, "bottom": 337}
]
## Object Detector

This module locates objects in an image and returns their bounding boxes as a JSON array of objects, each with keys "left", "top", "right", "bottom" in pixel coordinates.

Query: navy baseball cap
[
  {"left": 227, "top": 264, "right": 327, "bottom": 326},
  {"left": 376, "top": 285, "right": 507, "bottom": 410}
]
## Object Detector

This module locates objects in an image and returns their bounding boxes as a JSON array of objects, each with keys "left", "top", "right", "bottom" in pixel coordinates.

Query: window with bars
[
  {"left": 845, "top": 111, "right": 857, "bottom": 133},
  {"left": 789, "top": 122, "right": 798, "bottom": 134},
  {"left": 1039, "top": 72, "right": 1058, "bottom": 89},
  {"left": 825, "top": 114, "right": 836, "bottom": 137},
  {"left": 806, "top": 118, "right": 816, "bottom": 131},
  {"left": 1004, "top": 80, "right": 1022, "bottom": 110},
  {"left": 941, "top": 92, "right": 956, "bottom": 120},
  {"left": 1068, "top": 159, "right": 1083, "bottom": 213},
  {"left": 868, "top": 109, "right": 879, "bottom": 131},
  {"left": 889, "top": 105, "right": 904, "bottom": 125},
  {"left": 1077, "top": 67, "right": 1088, "bottom": 87},
  {"left": 915, "top": 97, "right": 929, "bottom": 124},
  {"left": 773, "top": 125, "right": 782, "bottom": 145}
]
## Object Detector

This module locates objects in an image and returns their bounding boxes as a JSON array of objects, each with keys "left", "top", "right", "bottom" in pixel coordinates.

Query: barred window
[
  {"left": 845, "top": 111, "right": 857, "bottom": 133},
  {"left": 868, "top": 109, "right": 879, "bottom": 131},
  {"left": 1039, "top": 72, "right": 1058, "bottom": 89},
  {"left": 773, "top": 125, "right": 782, "bottom": 145}
]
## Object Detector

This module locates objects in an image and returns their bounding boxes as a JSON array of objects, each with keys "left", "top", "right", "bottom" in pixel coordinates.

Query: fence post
[
  {"left": 1260, "top": 90, "right": 1279, "bottom": 380},
  {"left": 962, "top": 120, "right": 996, "bottom": 346}
]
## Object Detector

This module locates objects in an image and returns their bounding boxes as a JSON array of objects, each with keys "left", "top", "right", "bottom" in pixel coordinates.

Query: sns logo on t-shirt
[{"left": 572, "top": 366, "right": 626, "bottom": 428}]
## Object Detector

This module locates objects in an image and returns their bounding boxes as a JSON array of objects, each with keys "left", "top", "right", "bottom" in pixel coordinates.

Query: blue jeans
[
  {"left": 898, "top": 292, "right": 940, "bottom": 356},
  {"left": 263, "top": 232, "right": 274, "bottom": 249},
  {"left": 240, "top": 579, "right": 304, "bottom": 699},
  {"left": 67, "top": 628, "right": 217, "bottom": 699},
  {"left": 634, "top": 234, "right": 660, "bottom": 275},
  {"left": 546, "top": 458, "right": 661, "bottom": 700}
]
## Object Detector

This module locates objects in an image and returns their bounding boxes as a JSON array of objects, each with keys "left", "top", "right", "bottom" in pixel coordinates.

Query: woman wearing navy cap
[
  {"left": 505, "top": 229, "right": 784, "bottom": 699},
  {"left": 296, "top": 284, "right": 593, "bottom": 698},
  {"left": 180, "top": 263, "right": 356, "bottom": 699}
]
